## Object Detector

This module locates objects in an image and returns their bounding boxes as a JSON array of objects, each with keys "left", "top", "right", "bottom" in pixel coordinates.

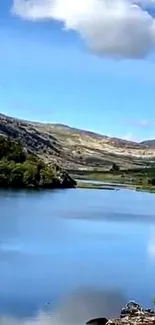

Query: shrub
[{"left": 0, "top": 137, "right": 60, "bottom": 188}]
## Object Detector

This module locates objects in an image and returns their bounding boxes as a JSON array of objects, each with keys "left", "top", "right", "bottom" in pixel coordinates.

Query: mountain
[
  {"left": 140, "top": 139, "right": 155, "bottom": 148},
  {"left": 0, "top": 113, "right": 155, "bottom": 171}
]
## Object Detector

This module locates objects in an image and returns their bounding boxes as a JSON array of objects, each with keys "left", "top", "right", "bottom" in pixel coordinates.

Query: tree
[
  {"left": 0, "top": 136, "right": 75, "bottom": 189},
  {"left": 9, "top": 164, "right": 24, "bottom": 187},
  {"left": 40, "top": 167, "right": 56, "bottom": 188},
  {"left": 23, "top": 162, "right": 39, "bottom": 187}
]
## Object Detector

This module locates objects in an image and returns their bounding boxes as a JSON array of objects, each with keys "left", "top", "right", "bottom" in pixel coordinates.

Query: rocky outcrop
[
  {"left": 57, "top": 171, "right": 77, "bottom": 188},
  {"left": 86, "top": 301, "right": 155, "bottom": 325}
]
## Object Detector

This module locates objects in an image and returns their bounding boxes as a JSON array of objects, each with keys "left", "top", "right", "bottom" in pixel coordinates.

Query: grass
[
  {"left": 72, "top": 169, "right": 155, "bottom": 194},
  {"left": 136, "top": 185, "right": 155, "bottom": 193},
  {"left": 77, "top": 180, "right": 155, "bottom": 194},
  {"left": 77, "top": 182, "right": 117, "bottom": 190},
  {"left": 72, "top": 170, "right": 142, "bottom": 185}
]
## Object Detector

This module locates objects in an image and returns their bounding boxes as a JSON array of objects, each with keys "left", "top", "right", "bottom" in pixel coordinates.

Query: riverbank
[
  {"left": 71, "top": 169, "right": 155, "bottom": 193},
  {"left": 76, "top": 181, "right": 134, "bottom": 191},
  {"left": 77, "top": 181, "right": 155, "bottom": 193}
]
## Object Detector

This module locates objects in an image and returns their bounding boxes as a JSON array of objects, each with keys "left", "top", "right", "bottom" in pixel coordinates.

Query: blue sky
[{"left": 1, "top": 0, "right": 155, "bottom": 141}]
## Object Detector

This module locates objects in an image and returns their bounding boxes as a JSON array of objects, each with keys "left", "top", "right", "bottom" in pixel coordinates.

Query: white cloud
[
  {"left": 123, "top": 118, "right": 151, "bottom": 128},
  {"left": 122, "top": 132, "right": 137, "bottom": 141},
  {"left": 148, "top": 242, "right": 155, "bottom": 257},
  {"left": 139, "top": 119, "right": 151, "bottom": 127},
  {"left": 12, "top": 0, "right": 155, "bottom": 59},
  {"left": 147, "top": 226, "right": 155, "bottom": 259}
]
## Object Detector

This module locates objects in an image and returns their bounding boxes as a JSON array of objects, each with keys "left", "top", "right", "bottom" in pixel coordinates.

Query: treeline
[{"left": 0, "top": 136, "right": 75, "bottom": 188}]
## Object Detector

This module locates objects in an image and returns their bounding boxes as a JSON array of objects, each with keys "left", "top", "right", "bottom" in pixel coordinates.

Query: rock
[
  {"left": 120, "top": 301, "right": 155, "bottom": 318},
  {"left": 85, "top": 302, "right": 155, "bottom": 325},
  {"left": 85, "top": 317, "right": 108, "bottom": 325},
  {"left": 58, "top": 171, "right": 77, "bottom": 188},
  {"left": 106, "top": 314, "right": 155, "bottom": 325},
  {"left": 106, "top": 301, "right": 155, "bottom": 325},
  {"left": 121, "top": 301, "right": 142, "bottom": 317}
]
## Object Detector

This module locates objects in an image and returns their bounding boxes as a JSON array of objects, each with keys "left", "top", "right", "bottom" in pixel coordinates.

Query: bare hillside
[{"left": 0, "top": 113, "right": 155, "bottom": 170}]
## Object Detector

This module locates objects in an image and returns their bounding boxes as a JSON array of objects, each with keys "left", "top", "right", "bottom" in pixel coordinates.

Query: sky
[{"left": 1, "top": 0, "right": 155, "bottom": 141}]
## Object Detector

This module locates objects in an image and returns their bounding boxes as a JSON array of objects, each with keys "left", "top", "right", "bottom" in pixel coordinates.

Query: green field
[{"left": 71, "top": 167, "right": 155, "bottom": 193}]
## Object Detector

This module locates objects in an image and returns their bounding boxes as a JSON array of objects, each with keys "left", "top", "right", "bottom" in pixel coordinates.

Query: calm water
[{"left": 0, "top": 188, "right": 155, "bottom": 325}]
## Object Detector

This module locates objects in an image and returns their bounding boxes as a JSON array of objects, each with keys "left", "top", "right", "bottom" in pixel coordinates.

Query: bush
[
  {"left": 23, "top": 161, "right": 41, "bottom": 187},
  {"left": 0, "top": 136, "right": 26, "bottom": 162},
  {"left": 0, "top": 137, "right": 59, "bottom": 188},
  {"left": 10, "top": 164, "right": 24, "bottom": 187},
  {"left": 40, "top": 167, "right": 57, "bottom": 188}
]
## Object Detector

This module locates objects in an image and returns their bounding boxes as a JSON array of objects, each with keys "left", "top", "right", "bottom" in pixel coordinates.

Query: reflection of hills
[
  {"left": 0, "top": 191, "right": 20, "bottom": 243},
  {"left": 0, "top": 288, "right": 127, "bottom": 325},
  {"left": 51, "top": 288, "right": 127, "bottom": 324}
]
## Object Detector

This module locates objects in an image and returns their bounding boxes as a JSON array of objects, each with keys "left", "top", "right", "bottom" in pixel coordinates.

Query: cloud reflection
[
  {"left": 0, "top": 288, "right": 126, "bottom": 325},
  {"left": 148, "top": 226, "right": 155, "bottom": 258}
]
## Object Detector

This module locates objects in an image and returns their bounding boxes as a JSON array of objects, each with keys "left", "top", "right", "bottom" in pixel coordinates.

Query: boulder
[
  {"left": 121, "top": 301, "right": 142, "bottom": 317},
  {"left": 86, "top": 317, "right": 108, "bottom": 325},
  {"left": 58, "top": 171, "right": 77, "bottom": 188},
  {"left": 107, "top": 301, "right": 155, "bottom": 325},
  {"left": 85, "top": 302, "right": 155, "bottom": 325}
]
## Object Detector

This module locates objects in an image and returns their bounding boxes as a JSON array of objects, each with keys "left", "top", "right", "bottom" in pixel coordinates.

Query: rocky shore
[{"left": 86, "top": 301, "right": 155, "bottom": 325}]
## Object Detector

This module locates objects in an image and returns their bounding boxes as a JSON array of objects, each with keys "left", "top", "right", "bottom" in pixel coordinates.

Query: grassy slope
[
  {"left": 1, "top": 113, "right": 155, "bottom": 171},
  {"left": 73, "top": 168, "right": 155, "bottom": 193}
]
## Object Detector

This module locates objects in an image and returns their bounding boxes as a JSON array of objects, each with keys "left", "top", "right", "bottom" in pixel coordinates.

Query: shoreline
[
  {"left": 76, "top": 179, "right": 155, "bottom": 194},
  {"left": 70, "top": 169, "right": 155, "bottom": 194}
]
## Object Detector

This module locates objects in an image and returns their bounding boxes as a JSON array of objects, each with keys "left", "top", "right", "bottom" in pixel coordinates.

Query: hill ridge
[{"left": 0, "top": 112, "right": 155, "bottom": 170}]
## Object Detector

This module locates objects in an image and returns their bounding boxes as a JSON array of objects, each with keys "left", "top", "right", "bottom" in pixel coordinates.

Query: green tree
[
  {"left": 40, "top": 167, "right": 56, "bottom": 188},
  {"left": 0, "top": 136, "right": 75, "bottom": 189},
  {"left": 23, "top": 162, "right": 39, "bottom": 187},
  {"left": 0, "top": 136, "right": 26, "bottom": 162},
  {"left": 9, "top": 164, "right": 25, "bottom": 187}
]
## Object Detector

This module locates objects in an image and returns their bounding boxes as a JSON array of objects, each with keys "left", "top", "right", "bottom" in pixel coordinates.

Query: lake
[{"left": 0, "top": 188, "right": 155, "bottom": 325}]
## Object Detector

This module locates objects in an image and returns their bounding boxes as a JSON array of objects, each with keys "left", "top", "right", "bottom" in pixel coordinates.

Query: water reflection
[
  {"left": 1, "top": 189, "right": 155, "bottom": 322},
  {"left": 0, "top": 288, "right": 127, "bottom": 325},
  {"left": 147, "top": 226, "right": 155, "bottom": 259}
]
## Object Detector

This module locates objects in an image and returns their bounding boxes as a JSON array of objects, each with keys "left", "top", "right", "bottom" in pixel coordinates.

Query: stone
[
  {"left": 85, "top": 317, "right": 108, "bottom": 325},
  {"left": 121, "top": 301, "right": 142, "bottom": 318},
  {"left": 59, "top": 171, "right": 77, "bottom": 188},
  {"left": 85, "top": 302, "right": 155, "bottom": 325},
  {"left": 106, "top": 301, "right": 155, "bottom": 325}
]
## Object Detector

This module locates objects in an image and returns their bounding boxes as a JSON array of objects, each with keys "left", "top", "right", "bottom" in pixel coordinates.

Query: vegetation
[
  {"left": 0, "top": 136, "right": 75, "bottom": 189},
  {"left": 2, "top": 135, "right": 155, "bottom": 192},
  {"left": 71, "top": 165, "right": 155, "bottom": 193},
  {"left": 77, "top": 182, "right": 117, "bottom": 190}
]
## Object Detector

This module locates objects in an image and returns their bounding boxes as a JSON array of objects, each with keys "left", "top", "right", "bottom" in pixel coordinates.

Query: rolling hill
[
  {"left": 141, "top": 140, "right": 155, "bottom": 148},
  {"left": 0, "top": 113, "right": 155, "bottom": 171}
]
